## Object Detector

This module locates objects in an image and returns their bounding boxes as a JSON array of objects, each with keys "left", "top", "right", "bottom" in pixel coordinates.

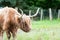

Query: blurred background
[
  {"left": 1, "top": 0, "right": 60, "bottom": 40},
  {"left": 0, "top": 0, "right": 60, "bottom": 20}
]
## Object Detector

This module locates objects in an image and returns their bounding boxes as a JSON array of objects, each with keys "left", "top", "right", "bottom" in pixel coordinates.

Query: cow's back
[
  {"left": 0, "top": 7, "right": 20, "bottom": 30},
  {"left": 0, "top": 8, "right": 7, "bottom": 29}
]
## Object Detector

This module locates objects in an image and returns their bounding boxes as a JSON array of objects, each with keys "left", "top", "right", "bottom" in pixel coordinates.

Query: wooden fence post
[
  {"left": 58, "top": 9, "right": 60, "bottom": 19},
  {"left": 40, "top": 8, "right": 43, "bottom": 20},
  {"left": 29, "top": 10, "right": 33, "bottom": 20},
  {"left": 49, "top": 8, "right": 52, "bottom": 20},
  {"left": 15, "top": 7, "right": 18, "bottom": 11}
]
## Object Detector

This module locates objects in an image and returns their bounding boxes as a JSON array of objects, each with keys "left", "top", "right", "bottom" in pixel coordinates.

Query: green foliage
[{"left": 0, "top": 0, "right": 60, "bottom": 9}]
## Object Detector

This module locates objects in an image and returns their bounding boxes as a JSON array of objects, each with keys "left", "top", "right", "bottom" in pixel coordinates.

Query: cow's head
[{"left": 18, "top": 14, "right": 31, "bottom": 32}]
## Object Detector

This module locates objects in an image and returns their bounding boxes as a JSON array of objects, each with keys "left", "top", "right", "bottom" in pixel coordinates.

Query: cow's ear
[{"left": 18, "top": 15, "right": 23, "bottom": 23}]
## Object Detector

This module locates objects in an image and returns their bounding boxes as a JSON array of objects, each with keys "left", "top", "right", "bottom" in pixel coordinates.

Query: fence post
[
  {"left": 40, "top": 8, "right": 43, "bottom": 20},
  {"left": 15, "top": 7, "right": 18, "bottom": 11},
  {"left": 49, "top": 8, "right": 52, "bottom": 20},
  {"left": 29, "top": 10, "right": 33, "bottom": 20},
  {"left": 29, "top": 10, "right": 31, "bottom": 16},
  {"left": 58, "top": 9, "right": 60, "bottom": 19}
]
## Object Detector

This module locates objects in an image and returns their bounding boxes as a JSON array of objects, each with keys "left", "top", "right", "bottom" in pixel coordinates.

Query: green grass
[
  {"left": 32, "top": 19, "right": 60, "bottom": 29},
  {"left": 4, "top": 19, "right": 60, "bottom": 40}
]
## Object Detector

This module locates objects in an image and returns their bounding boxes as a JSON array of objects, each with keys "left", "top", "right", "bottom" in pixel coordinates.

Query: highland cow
[{"left": 0, "top": 7, "right": 31, "bottom": 40}]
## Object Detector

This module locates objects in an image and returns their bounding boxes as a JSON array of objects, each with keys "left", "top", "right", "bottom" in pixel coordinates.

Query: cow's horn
[
  {"left": 19, "top": 8, "right": 40, "bottom": 17},
  {"left": 19, "top": 9, "right": 23, "bottom": 15}
]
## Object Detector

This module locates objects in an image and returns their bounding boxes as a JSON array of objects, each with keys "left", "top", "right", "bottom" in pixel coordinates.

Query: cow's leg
[
  {"left": 13, "top": 33, "right": 17, "bottom": 40},
  {"left": 11, "top": 29, "right": 17, "bottom": 40},
  {"left": 11, "top": 31, "right": 17, "bottom": 40},
  {"left": 6, "top": 30, "right": 11, "bottom": 40},
  {"left": 0, "top": 29, "right": 3, "bottom": 40}
]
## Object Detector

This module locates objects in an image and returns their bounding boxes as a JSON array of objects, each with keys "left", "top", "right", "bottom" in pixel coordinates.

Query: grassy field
[{"left": 4, "top": 19, "right": 60, "bottom": 40}]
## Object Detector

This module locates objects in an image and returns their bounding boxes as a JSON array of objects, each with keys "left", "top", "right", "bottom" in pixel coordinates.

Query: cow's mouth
[
  {"left": 20, "top": 22, "right": 31, "bottom": 32},
  {"left": 23, "top": 26, "right": 31, "bottom": 32}
]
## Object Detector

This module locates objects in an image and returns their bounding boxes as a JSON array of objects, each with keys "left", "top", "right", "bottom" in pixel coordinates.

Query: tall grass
[{"left": 4, "top": 19, "right": 60, "bottom": 40}]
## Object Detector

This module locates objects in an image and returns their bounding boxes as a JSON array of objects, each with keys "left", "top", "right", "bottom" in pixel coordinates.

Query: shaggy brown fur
[
  {"left": 20, "top": 14, "right": 31, "bottom": 32},
  {"left": 0, "top": 7, "right": 31, "bottom": 40}
]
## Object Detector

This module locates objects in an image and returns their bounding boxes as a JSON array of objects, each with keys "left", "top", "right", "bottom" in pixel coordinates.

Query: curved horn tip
[{"left": 19, "top": 9, "right": 24, "bottom": 15}]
